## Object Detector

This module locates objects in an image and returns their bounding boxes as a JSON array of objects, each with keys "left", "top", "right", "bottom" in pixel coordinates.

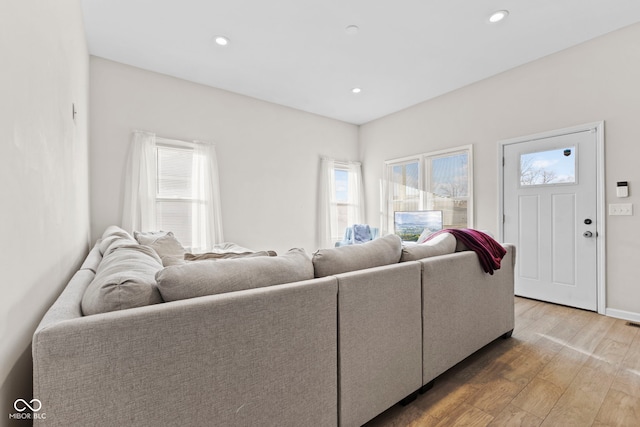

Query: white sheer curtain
[
  {"left": 122, "top": 130, "right": 157, "bottom": 233},
  {"left": 318, "top": 158, "right": 338, "bottom": 249},
  {"left": 318, "top": 157, "right": 365, "bottom": 248},
  {"left": 192, "top": 141, "right": 224, "bottom": 250}
]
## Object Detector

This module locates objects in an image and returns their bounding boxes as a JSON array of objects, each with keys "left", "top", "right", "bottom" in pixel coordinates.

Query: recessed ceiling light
[
  {"left": 214, "top": 36, "right": 229, "bottom": 46},
  {"left": 489, "top": 10, "right": 509, "bottom": 23},
  {"left": 352, "top": 87, "right": 362, "bottom": 94},
  {"left": 345, "top": 25, "right": 359, "bottom": 35}
]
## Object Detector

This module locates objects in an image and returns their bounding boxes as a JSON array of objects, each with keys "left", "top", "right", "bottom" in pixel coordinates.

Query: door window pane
[{"left": 520, "top": 147, "right": 576, "bottom": 186}]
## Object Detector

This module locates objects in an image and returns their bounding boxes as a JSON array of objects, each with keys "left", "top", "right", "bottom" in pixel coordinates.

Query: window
[
  {"left": 334, "top": 168, "right": 350, "bottom": 234},
  {"left": 122, "top": 130, "right": 223, "bottom": 251},
  {"left": 333, "top": 164, "right": 363, "bottom": 240},
  {"left": 425, "top": 149, "right": 471, "bottom": 228},
  {"left": 319, "top": 158, "right": 364, "bottom": 247},
  {"left": 389, "top": 159, "right": 421, "bottom": 214},
  {"left": 383, "top": 145, "right": 473, "bottom": 233},
  {"left": 155, "top": 143, "right": 198, "bottom": 248},
  {"left": 520, "top": 147, "right": 576, "bottom": 186}
]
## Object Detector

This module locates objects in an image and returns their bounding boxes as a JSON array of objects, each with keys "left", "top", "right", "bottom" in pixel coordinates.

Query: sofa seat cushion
[
  {"left": 312, "top": 234, "right": 402, "bottom": 278},
  {"left": 400, "top": 232, "right": 456, "bottom": 262},
  {"left": 156, "top": 248, "right": 314, "bottom": 301},
  {"left": 81, "top": 244, "right": 164, "bottom": 316}
]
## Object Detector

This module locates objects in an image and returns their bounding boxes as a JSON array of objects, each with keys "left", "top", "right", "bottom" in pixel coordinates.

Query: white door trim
[{"left": 498, "top": 121, "right": 606, "bottom": 314}]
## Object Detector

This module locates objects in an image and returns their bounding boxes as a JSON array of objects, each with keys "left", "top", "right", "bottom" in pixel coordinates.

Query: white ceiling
[{"left": 81, "top": 0, "right": 640, "bottom": 125}]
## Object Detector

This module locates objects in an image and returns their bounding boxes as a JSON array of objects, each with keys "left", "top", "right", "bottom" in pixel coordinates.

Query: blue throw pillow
[{"left": 352, "top": 224, "right": 372, "bottom": 244}]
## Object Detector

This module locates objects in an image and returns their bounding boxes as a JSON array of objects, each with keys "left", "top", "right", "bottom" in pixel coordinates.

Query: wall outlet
[{"left": 609, "top": 203, "right": 633, "bottom": 215}]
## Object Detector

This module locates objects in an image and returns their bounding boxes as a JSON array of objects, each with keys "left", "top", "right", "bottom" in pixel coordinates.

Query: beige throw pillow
[
  {"left": 184, "top": 250, "right": 277, "bottom": 261},
  {"left": 134, "top": 231, "right": 186, "bottom": 263},
  {"left": 400, "top": 232, "right": 457, "bottom": 262}
]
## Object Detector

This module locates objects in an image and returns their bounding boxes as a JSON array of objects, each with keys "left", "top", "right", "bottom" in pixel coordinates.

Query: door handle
[{"left": 583, "top": 231, "right": 593, "bottom": 238}]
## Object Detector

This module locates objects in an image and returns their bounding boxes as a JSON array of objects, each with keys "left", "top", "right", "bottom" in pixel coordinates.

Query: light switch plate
[{"left": 609, "top": 203, "right": 633, "bottom": 215}]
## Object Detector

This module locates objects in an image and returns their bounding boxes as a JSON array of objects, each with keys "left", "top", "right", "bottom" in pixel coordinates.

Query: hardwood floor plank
[
  {"left": 541, "top": 362, "right": 614, "bottom": 426},
  {"left": 488, "top": 404, "right": 543, "bottom": 427},
  {"left": 536, "top": 347, "right": 587, "bottom": 390},
  {"left": 498, "top": 344, "right": 555, "bottom": 388},
  {"left": 593, "top": 388, "right": 640, "bottom": 427},
  {"left": 433, "top": 403, "right": 493, "bottom": 427},
  {"left": 466, "top": 377, "right": 523, "bottom": 416},
  {"left": 564, "top": 311, "right": 615, "bottom": 353},
  {"left": 611, "top": 326, "right": 640, "bottom": 400},
  {"left": 449, "top": 339, "right": 522, "bottom": 387},
  {"left": 412, "top": 380, "right": 480, "bottom": 420},
  {"left": 366, "top": 299, "right": 637, "bottom": 427},
  {"left": 510, "top": 377, "right": 563, "bottom": 419},
  {"left": 603, "top": 319, "right": 639, "bottom": 345}
]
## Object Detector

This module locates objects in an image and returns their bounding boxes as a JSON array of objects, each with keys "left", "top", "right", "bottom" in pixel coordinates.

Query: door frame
[{"left": 498, "top": 121, "right": 606, "bottom": 314}]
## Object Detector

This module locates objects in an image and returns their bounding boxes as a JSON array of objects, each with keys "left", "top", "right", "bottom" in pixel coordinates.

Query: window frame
[
  {"left": 330, "top": 161, "right": 363, "bottom": 242},
  {"left": 383, "top": 145, "right": 474, "bottom": 232},
  {"left": 154, "top": 138, "right": 201, "bottom": 248}
]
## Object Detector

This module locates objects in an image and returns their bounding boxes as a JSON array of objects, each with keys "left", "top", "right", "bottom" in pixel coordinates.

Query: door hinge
[
  {"left": 502, "top": 157, "right": 505, "bottom": 166},
  {"left": 503, "top": 214, "right": 505, "bottom": 223}
]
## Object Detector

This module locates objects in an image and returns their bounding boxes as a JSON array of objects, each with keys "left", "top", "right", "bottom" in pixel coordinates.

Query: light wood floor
[{"left": 366, "top": 297, "right": 640, "bottom": 427}]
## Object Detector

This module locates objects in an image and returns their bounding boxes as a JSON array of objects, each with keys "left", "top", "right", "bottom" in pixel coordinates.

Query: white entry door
[{"left": 502, "top": 126, "right": 600, "bottom": 311}]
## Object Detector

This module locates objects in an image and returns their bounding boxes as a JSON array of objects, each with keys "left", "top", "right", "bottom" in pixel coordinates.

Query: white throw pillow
[
  {"left": 134, "top": 231, "right": 186, "bottom": 263},
  {"left": 400, "top": 233, "right": 457, "bottom": 262}
]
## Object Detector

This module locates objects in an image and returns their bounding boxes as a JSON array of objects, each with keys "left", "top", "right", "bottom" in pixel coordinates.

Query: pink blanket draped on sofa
[{"left": 426, "top": 228, "right": 507, "bottom": 275}]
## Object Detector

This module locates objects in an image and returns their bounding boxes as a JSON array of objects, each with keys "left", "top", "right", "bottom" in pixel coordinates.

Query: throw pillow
[
  {"left": 156, "top": 248, "right": 314, "bottom": 302},
  {"left": 183, "top": 250, "right": 277, "bottom": 261},
  {"left": 312, "top": 234, "right": 402, "bottom": 278},
  {"left": 134, "top": 231, "right": 186, "bottom": 263},
  {"left": 81, "top": 244, "right": 164, "bottom": 316},
  {"left": 400, "top": 232, "right": 457, "bottom": 262},
  {"left": 417, "top": 228, "right": 434, "bottom": 244},
  {"left": 352, "top": 224, "right": 372, "bottom": 244}
]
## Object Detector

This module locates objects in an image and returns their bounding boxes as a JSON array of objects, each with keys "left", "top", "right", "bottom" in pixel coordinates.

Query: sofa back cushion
[
  {"left": 156, "top": 248, "right": 314, "bottom": 302},
  {"left": 81, "top": 244, "right": 164, "bottom": 316},
  {"left": 400, "top": 232, "right": 457, "bottom": 262},
  {"left": 312, "top": 234, "right": 402, "bottom": 278},
  {"left": 102, "top": 225, "right": 134, "bottom": 240}
]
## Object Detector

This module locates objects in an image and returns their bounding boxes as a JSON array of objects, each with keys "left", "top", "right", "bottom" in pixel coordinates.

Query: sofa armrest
[
  {"left": 33, "top": 278, "right": 338, "bottom": 427},
  {"left": 420, "top": 244, "right": 515, "bottom": 384}
]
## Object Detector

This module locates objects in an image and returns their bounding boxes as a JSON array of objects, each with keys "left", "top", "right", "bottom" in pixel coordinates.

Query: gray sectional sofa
[{"left": 32, "top": 226, "right": 515, "bottom": 427}]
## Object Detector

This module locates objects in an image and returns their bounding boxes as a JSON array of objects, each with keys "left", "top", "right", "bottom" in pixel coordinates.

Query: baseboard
[{"left": 605, "top": 308, "right": 640, "bottom": 323}]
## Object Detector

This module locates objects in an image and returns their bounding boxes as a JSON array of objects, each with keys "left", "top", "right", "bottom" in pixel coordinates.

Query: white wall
[
  {"left": 0, "top": 1, "right": 90, "bottom": 425},
  {"left": 90, "top": 57, "right": 359, "bottom": 255},
  {"left": 360, "top": 22, "right": 640, "bottom": 317}
]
